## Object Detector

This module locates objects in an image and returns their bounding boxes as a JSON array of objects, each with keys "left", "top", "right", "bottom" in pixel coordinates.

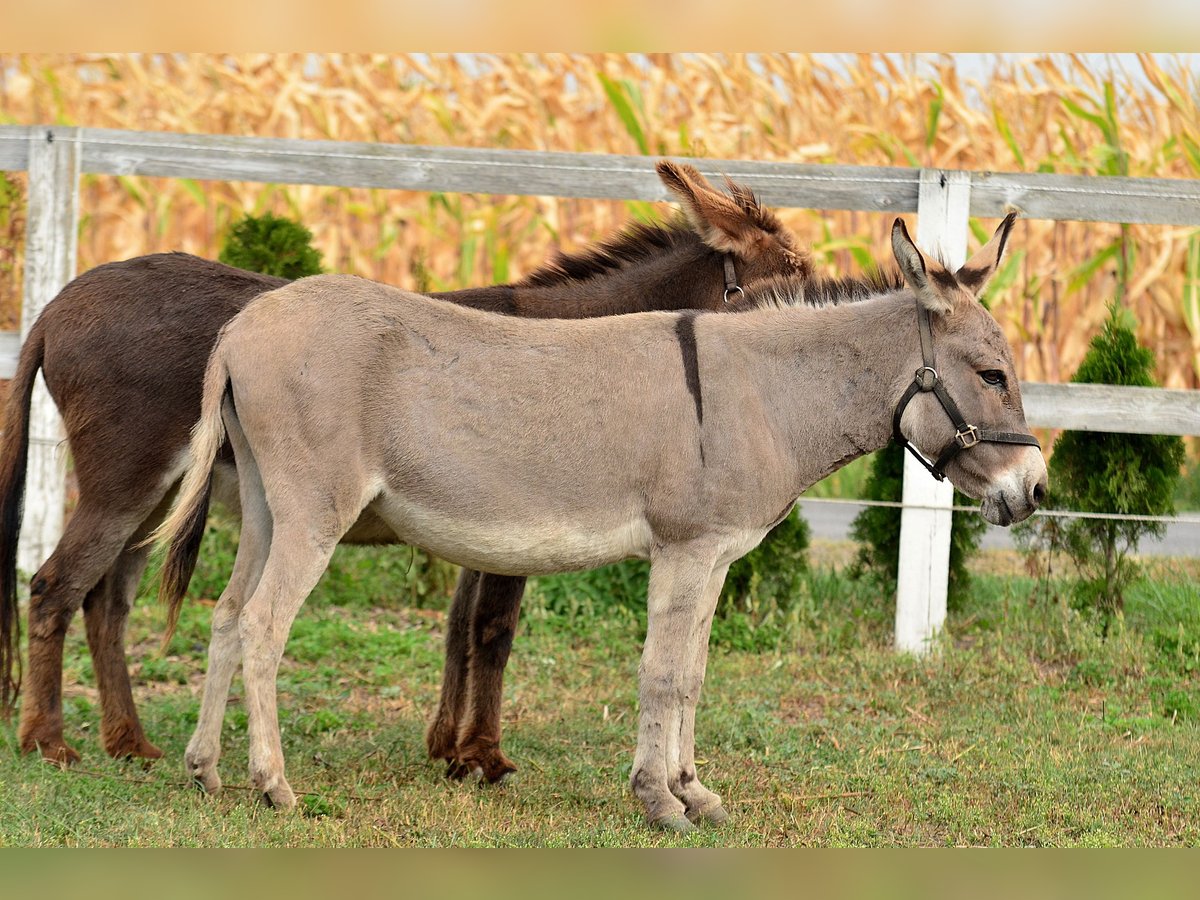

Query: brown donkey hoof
[
  {"left": 444, "top": 759, "right": 478, "bottom": 781},
  {"left": 106, "top": 736, "right": 164, "bottom": 762},
  {"left": 28, "top": 739, "right": 82, "bottom": 767},
  {"left": 446, "top": 754, "right": 518, "bottom": 785}
]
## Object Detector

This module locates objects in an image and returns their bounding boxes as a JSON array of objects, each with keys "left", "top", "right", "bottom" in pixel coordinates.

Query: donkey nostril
[{"left": 1032, "top": 482, "right": 1046, "bottom": 505}]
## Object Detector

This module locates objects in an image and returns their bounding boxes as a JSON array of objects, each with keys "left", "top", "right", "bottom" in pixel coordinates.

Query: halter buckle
[
  {"left": 955, "top": 424, "right": 981, "bottom": 449},
  {"left": 723, "top": 285, "right": 744, "bottom": 305},
  {"left": 914, "top": 366, "right": 938, "bottom": 390}
]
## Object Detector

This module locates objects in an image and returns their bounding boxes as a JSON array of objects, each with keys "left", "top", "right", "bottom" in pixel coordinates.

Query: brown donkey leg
[
  {"left": 19, "top": 504, "right": 156, "bottom": 764},
  {"left": 448, "top": 572, "right": 525, "bottom": 784},
  {"left": 425, "top": 567, "right": 481, "bottom": 764},
  {"left": 82, "top": 540, "right": 161, "bottom": 760}
]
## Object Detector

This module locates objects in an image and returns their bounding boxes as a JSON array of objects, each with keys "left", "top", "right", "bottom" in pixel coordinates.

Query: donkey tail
[
  {"left": 149, "top": 342, "right": 229, "bottom": 649},
  {"left": 0, "top": 318, "right": 47, "bottom": 716}
]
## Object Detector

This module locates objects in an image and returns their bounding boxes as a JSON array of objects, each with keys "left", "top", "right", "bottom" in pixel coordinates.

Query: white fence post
[
  {"left": 16, "top": 128, "right": 79, "bottom": 576},
  {"left": 894, "top": 169, "right": 971, "bottom": 655}
]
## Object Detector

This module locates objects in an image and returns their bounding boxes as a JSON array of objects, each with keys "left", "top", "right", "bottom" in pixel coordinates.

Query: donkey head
[
  {"left": 890, "top": 214, "right": 1048, "bottom": 526},
  {"left": 656, "top": 161, "right": 811, "bottom": 292}
]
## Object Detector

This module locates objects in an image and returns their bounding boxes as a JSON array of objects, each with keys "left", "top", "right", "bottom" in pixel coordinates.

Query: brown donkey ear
[
  {"left": 955, "top": 212, "right": 1018, "bottom": 297},
  {"left": 656, "top": 160, "right": 786, "bottom": 257},
  {"left": 891, "top": 218, "right": 955, "bottom": 316}
]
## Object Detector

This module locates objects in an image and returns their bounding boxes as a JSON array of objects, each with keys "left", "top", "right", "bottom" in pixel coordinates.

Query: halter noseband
[{"left": 891, "top": 301, "right": 1040, "bottom": 482}]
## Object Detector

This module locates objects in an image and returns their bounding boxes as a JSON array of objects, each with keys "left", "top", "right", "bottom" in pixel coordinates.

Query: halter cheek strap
[
  {"left": 892, "top": 301, "right": 1041, "bottom": 482},
  {"left": 723, "top": 255, "right": 744, "bottom": 304}
]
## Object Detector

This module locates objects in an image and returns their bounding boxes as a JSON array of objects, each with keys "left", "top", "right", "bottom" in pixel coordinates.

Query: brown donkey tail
[
  {"left": 149, "top": 344, "right": 229, "bottom": 650},
  {"left": 0, "top": 318, "right": 47, "bottom": 717}
]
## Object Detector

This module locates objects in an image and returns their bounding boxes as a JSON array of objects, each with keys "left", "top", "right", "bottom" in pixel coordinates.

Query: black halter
[{"left": 892, "top": 301, "right": 1041, "bottom": 482}]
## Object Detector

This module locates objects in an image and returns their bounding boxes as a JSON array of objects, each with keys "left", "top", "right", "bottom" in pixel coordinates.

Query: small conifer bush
[
  {"left": 1016, "top": 302, "right": 1184, "bottom": 617},
  {"left": 219, "top": 212, "right": 323, "bottom": 279}
]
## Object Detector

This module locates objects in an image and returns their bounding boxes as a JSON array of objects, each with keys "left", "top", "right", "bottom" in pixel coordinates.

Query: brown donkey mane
[{"left": 518, "top": 217, "right": 698, "bottom": 288}]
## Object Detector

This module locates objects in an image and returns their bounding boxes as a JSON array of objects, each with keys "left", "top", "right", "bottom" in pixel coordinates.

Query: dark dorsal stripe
[{"left": 674, "top": 311, "right": 706, "bottom": 464}]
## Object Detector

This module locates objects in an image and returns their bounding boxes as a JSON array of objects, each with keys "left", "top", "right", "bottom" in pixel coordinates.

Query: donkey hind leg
[
  {"left": 630, "top": 546, "right": 719, "bottom": 833},
  {"left": 82, "top": 539, "right": 159, "bottom": 760},
  {"left": 448, "top": 572, "right": 525, "bottom": 784},
  {"left": 238, "top": 516, "right": 343, "bottom": 809},
  {"left": 185, "top": 400, "right": 272, "bottom": 795},
  {"left": 19, "top": 501, "right": 163, "bottom": 765},
  {"left": 426, "top": 567, "right": 481, "bottom": 764},
  {"left": 669, "top": 563, "right": 730, "bottom": 825}
]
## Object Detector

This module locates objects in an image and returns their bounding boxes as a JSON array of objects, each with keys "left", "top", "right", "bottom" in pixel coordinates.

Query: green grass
[{"left": 1, "top": 519, "right": 1198, "bottom": 846}]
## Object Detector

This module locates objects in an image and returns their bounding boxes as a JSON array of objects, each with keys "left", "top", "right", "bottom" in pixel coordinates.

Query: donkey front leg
[
  {"left": 669, "top": 562, "right": 730, "bottom": 825},
  {"left": 630, "top": 545, "right": 719, "bottom": 832}
]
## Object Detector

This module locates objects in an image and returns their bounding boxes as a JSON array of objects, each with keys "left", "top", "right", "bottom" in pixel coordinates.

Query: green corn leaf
[
  {"left": 993, "top": 107, "right": 1026, "bottom": 169},
  {"left": 979, "top": 249, "right": 1024, "bottom": 309},
  {"left": 1066, "top": 240, "right": 1120, "bottom": 294},
  {"left": 1180, "top": 134, "right": 1200, "bottom": 176},
  {"left": 925, "top": 83, "right": 944, "bottom": 149},
  {"left": 116, "top": 175, "right": 146, "bottom": 208},
  {"left": 178, "top": 178, "right": 207, "bottom": 207},
  {"left": 598, "top": 72, "right": 649, "bottom": 155}
]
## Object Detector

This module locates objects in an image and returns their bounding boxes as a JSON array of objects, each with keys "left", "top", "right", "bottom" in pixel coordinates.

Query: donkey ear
[
  {"left": 891, "top": 218, "right": 954, "bottom": 316},
  {"left": 656, "top": 160, "right": 782, "bottom": 256},
  {"left": 955, "top": 212, "right": 1017, "bottom": 297}
]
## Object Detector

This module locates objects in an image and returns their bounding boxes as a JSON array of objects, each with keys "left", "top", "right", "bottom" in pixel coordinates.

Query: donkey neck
[
  {"left": 431, "top": 241, "right": 726, "bottom": 319},
  {"left": 733, "top": 292, "right": 921, "bottom": 492}
]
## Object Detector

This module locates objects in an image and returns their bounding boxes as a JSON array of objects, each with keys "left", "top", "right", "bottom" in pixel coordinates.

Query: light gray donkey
[{"left": 153, "top": 214, "right": 1047, "bottom": 831}]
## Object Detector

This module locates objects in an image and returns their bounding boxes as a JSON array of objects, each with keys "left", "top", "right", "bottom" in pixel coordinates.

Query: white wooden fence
[{"left": 3, "top": 125, "right": 1200, "bottom": 655}]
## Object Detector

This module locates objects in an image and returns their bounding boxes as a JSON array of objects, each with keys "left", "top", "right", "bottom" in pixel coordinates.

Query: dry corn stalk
[{"left": 1, "top": 53, "right": 1198, "bottom": 388}]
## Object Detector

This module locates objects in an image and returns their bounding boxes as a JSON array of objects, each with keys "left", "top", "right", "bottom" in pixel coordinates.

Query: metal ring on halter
[
  {"left": 723, "top": 285, "right": 745, "bottom": 305},
  {"left": 914, "top": 365, "right": 938, "bottom": 389}
]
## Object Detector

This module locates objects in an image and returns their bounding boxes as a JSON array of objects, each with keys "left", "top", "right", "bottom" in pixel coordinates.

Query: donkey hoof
[
  {"left": 260, "top": 786, "right": 297, "bottom": 810},
  {"left": 41, "top": 742, "right": 82, "bottom": 767},
  {"left": 653, "top": 814, "right": 698, "bottom": 834},
  {"left": 106, "top": 736, "right": 164, "bottom": 762},
  {"left": 190, "top": 769, "right": 223, "bottom": 795},
  {"left": 690, "top": 802, "right": 729, "bottom": 825},
  {"left": 481, "top": 754, "right": 518, "bottom": 786}
]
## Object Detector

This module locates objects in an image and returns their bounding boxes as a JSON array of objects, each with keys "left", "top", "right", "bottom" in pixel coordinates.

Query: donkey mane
[
  {"left": 743, "top": 266, "right": 907, "bottom": 311},
  {"left": 517, "top": 216, "right": 703, "bottom": 288}
]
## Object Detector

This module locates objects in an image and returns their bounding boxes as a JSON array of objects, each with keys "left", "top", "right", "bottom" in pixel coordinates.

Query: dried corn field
[{"left": 2, "top": 53, "right": 1200, "bottom": 387}]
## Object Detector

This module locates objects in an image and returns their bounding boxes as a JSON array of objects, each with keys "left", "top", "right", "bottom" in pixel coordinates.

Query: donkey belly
[{"left": 369, "top": 492, "right": 652, "bottom": 576}]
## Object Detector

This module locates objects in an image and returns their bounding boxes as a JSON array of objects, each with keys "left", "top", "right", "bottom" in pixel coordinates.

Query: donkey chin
[{"left": 975, "top": 451, "right": 1048, "bottom": 527}]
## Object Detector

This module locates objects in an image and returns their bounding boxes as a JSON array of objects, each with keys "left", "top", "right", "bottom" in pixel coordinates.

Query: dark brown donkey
[{"left": 0, "top": 161, "right": 811, "bottom": 776}]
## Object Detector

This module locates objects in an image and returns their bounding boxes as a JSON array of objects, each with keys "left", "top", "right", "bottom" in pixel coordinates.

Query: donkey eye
[{"left": 979, "top": 369, "right": 1007, "bottom": 387}]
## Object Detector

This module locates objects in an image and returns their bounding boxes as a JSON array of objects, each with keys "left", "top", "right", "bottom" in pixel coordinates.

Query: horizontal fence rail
[
  {"left": 6, "top": 126, "right": 1200, "bottom": 225},
  {"left": 2, "top": 124, "right": 1198, "bottom": 658}
]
